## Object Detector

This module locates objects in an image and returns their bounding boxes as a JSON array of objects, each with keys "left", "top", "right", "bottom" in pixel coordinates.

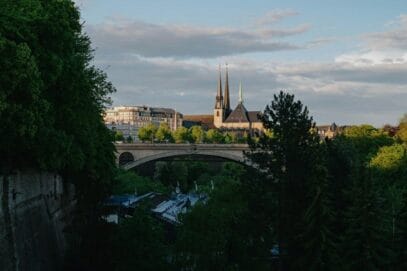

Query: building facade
[
  {"left": 104, "top": 106, "right": 183, "bottom": 141},
  {"left": 316, "top": 123, "right": 347, "bottom": 139},
  {"left": 213, "top": 66, "right": 263, "bottom": 134}
]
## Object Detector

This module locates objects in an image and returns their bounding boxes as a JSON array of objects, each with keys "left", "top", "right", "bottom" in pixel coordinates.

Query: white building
[{"left": 104, "top": 106, "right": 183, "bottom": 141}]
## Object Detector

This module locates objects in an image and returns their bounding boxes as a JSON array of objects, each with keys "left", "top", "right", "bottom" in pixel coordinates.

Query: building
[
  {"left": 316, "top": 122, "right": 347, "bottom": 139},
  {"left": 213, "top": 65, "right": 263, "bottom": 134},
  {"left": 104, "top": 106, "right": 183, "bottom": 141},
  {"left": 183, "top": 114, "right": 215, "bottom": 130},
  {"left": 102, "top": 191, "right": 206, "bottom": 225}
]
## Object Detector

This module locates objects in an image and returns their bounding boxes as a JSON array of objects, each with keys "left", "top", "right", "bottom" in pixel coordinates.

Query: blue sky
[{"left": 74, "top": 0, "right": 407, "bottom": 126}]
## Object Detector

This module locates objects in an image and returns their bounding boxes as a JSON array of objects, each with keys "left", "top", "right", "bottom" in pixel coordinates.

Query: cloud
[
  {"left": 86, "top": 17, "right": 307, "bottom": 58},
  {"left": 365, "top": 14, "right": 407, "bottom": 50},
  {"left": 274, "top": 62, "right": 407, "bottom": 85},
  {"left": 255, "top": 9, "right": 299, "bottom": 26}
]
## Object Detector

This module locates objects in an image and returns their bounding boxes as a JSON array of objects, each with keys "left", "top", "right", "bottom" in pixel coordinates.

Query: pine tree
[{"left": 246, "top": 91, "right": 336, "bottom": 270}]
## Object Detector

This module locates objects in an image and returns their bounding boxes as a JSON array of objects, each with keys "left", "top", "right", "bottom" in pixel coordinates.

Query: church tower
[
  {"left": 224, "top": 64, "right": 231, "bottom": 117},
  {"left": 214, "top": 65, "right": 224, "bottom": 128}
]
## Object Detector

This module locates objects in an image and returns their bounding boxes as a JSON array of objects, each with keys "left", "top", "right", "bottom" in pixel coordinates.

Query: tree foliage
[
  {"left": 138, "top": 123, "right": 158, "bottom": 143},
  {"left": 396, "top": 114, "right": 407, "bottom": 142},
  {"left": 113, "top": 169, "right": 168, "bottom": 195},
  {"left": 205, "top": 129, "right": 224, "bottom": 143},
  {"left": 0, "top": 0, "right": 116, "bottom": 199},
  {"left": 113, "top": 208, "right": 169, "bottom": 271},
  {"left": 173, "top": 126, "right": 191, "bottom": 143},
  {"left": 247, "top": 91, "right": 335, "bottom": 270},
  {"left": 190, "top": 125, "right": 205, "bottom": 143},
  {"left": 155, "top": 122, "right": 173, "bottom": 142}
]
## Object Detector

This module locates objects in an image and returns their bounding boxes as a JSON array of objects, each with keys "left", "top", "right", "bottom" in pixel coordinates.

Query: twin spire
[{"left": 215, "top": 64, "right": 242, "bottom": 110}]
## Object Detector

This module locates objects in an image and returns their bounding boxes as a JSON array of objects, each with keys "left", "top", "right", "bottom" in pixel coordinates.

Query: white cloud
[
  {"left": 365, "top": 14, "right": 407, "bottom": 50},
  {"left": 86, "top": 16, "right": 307, "bottom": 58},
  {"left": 255, "top": 9, "right": 299, "bottom": 26}
]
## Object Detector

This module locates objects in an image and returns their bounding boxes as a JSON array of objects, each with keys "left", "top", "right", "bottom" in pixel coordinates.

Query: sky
[{"left": 73, "top": 0, "right": 407, "bottom": 126}]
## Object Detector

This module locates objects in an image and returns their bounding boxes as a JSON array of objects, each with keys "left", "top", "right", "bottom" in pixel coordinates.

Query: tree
[
  {"left": 246, "top": 91, "right": 335, "bottom": 270},
  {"left": 341, "top": 169, "right": 391, "bottom": 271},
  {"left": 190, "top": 125, "right": 205, "bottom": 143},
  {"left": 113, "top": 208, "right": 169, "bottom": 271},
  {"left": 221, "top": 162, "right": 245, "bottom": 180},
  {"left": 173, "top": 126, "right": 191, "bottom": 143},
  {"left": 113, "top": 169, "right": 168, "bottom": 195},
  {"left": 343, "top": 125, "right": 394, "bottom": 162},
  {"left": 205, "top": 129, "right": 224, "bottom": 143},
  {"left": 155, "top": 122, "right": 173, "bottom": 142},
  {"left": 369, "top": 144, "right": 407, "bottom": 268},
  {"left": 171, "top": 161, "right": 189, "bottom": 192},
  {"left": 138, "top": 123, "right": 157, "bottom": 143},
  {"left": 396, "top": 114, "right": 407, "bottom": 142},
  {"left": 175, "top": 178, "right": 271, "bottom": 271},
  {"left": 0, "top": 2, "right": 118, "bottom": 269},
  {"left": 223, "top": 132, "right": 236, "bottom": 144},
  {"left": 114, "top": 131, "right": 124, "bottom": 142},
  {"left": 0, "top": 0, "right": 117, "bottom": 196},
  {"left": 154, "top": 161, "right": 174, "bottom": 187}
]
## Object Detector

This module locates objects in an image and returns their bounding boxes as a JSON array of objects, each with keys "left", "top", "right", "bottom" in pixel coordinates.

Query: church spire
[
  {"left": 224, "top": 63, "right": 231, "bottom": 112},
  {"left": 215, "top": 64, "right": 224, "bottom": 109},
  {"left": 238, "top": 81, "right": 243, "bottom": 104}
]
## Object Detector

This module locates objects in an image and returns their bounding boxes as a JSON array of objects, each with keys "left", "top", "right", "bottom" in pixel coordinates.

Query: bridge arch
[
  {"left": 115, "top": 143, "right": 253, "bottom": 170},
  {"left": 118, "top": 152, "right": 135, "bottom": 166},
  {"left": 123, "top": 150, "right": 246, "bottom": 170}
]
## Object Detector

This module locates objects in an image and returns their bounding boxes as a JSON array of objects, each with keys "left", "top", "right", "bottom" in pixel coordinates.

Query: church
[{"left": 213, "top": 65, "right": 263, "bottom": 134}]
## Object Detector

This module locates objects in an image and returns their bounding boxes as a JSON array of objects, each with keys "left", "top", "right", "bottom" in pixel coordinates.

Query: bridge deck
[{"left": 115, "top": 143, "right": 249, "bottom": 151}]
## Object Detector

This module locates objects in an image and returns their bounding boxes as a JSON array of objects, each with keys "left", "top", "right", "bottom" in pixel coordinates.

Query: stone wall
[{"left": 0, "top": 171, "right": 75, "bottom": 271}]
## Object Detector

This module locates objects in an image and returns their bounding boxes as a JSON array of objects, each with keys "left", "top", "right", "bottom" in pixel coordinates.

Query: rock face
[{"left": 0, "top": 171, "right": 75, "bottom": 271}]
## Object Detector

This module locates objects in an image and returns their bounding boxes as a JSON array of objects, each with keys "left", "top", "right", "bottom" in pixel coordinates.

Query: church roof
[
  {"left": 224, "top": 103, "right": 249, "bottom": 123},
  {"left": 247, "top": 111, "right": 262, "bottom": 123},
  {"left": 183, "top": 115, "right": 215, "bottom": 129}
]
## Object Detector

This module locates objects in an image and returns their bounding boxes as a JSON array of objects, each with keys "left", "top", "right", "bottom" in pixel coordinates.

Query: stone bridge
[{"left": 115, "top": 143, "right": 250, "bottom": 170}]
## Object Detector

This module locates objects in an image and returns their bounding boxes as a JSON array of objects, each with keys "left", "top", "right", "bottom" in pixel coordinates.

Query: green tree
[
  {"left": 155, "top": 122, "right": 173, "bottom": 142},
  {"left": 172, "top": 161, "right": 189, "bottom": 192},
  {"left": 154, "top": 161, "right": 174, "bottom": 187},
  {"left": 0, "top": 0, "right": 117, "bottom": 198},
  {"left": 0, "top": 1, "right": 117, "bottom": 269},
  {"left": 246, "top": 91, "right": 335, "bottom": 270},
  {"left": 113, "top": 208, "right": 169, "bottom": 271},
  {"left": 175, "top": 179, "right": 270, "bottom": 271},
  {"left": 113, "top": 169, "right": 168, "bottom": 195},
  {"left": 369, "top": 144, "right": 407, "bottom": 268},
  {"left": 341, "top": 169, "right": 391, "bottom": 271},
  {"left": 114, "top": 131, "right": 124, "bottom": 141},
  {"left": 396, "top": 114, "right": 407, "bottom": 142},
  {"left": 223, "top": 132, "right": 236, "bottom": 144},
  {"left": 173, "top": 126, "right": 191, "bottom": 143},
  {"left": 343, "top": 124, "right": 394, "bottom": 162},
  {"left": 190, "top": 125, "right": 205, "bottom": 143},
  {"left": 205, "top": 129, "right": 224, "bottom": 143},
  {"left": 221, "top": 162, "right": 245, "bottom": 180},
  {"left": 138, "top": 123, "right": 157, "bottom": 143}
]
